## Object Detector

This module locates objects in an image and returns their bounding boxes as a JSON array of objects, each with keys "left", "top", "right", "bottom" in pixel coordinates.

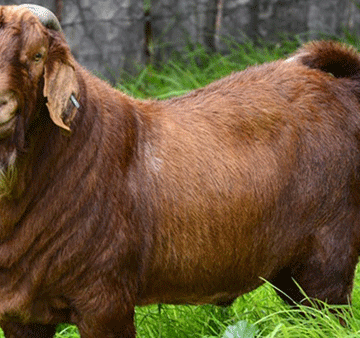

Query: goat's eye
[{"left": 34, "top": 53, "right": 43, "bottom": 62}]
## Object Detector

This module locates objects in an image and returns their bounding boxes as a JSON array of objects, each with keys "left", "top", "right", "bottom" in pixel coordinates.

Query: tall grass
[
  {"left": 2, "top": 37, "right": 360, "bottom": 338},
  {"left": 116, "top": 37, "right": 302, "bottom": 100}
]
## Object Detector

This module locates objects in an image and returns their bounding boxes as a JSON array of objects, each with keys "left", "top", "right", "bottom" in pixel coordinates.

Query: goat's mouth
[
  {"left": 0, "top": 91, "right": 18, "bottom": 139},
  {"left": 0, "top": 116, "right": 16, "bottom": 139}
]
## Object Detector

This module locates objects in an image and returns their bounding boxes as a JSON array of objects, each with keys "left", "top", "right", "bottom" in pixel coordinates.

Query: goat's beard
[{"left": 0, "top": 146, "right": 17, "bottom": 198}]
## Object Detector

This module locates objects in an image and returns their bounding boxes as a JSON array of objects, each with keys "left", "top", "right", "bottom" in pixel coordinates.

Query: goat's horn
[{"left": 20, "top": 4, "right": 62, "bottom": 32}]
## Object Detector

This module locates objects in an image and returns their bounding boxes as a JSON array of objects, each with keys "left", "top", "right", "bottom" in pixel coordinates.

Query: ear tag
[{"left": 70, "top": 94, "right": 80, "bottom": 109}]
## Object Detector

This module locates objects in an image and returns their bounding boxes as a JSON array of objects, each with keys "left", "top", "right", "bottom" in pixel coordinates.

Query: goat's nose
[{"left": 0, "top": 91, "right": 18, "bottom": 125}]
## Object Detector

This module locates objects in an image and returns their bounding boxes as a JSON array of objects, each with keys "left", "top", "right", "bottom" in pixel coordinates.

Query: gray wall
[{"left": 1, "top": 0, "right": 360, "bottom": 82}]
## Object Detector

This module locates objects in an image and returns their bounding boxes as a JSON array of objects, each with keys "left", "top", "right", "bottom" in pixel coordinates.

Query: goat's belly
[
  {"left": 137, "top": 265, "right": 265, "bottom": 306},
  {"left": 137, "top": 284, "right": 262, "bottom": 306},
  {"left": 137, "top": 291, "right": 243, "bottom": 307}
]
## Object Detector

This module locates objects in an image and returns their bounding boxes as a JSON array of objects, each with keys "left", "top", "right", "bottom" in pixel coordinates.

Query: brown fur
[{"left": 0, "top": 5, "right": 359, "bottom": 338}]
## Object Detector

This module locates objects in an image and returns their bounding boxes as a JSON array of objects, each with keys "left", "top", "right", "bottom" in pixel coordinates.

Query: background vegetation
[{"left": 3, "top": 35, "right": 360, "bottom": 338}]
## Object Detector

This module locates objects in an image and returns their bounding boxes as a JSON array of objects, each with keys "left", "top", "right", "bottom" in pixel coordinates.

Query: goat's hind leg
[
  {"left": 291, "top": 236, "right": 358, "bottom": 308},
  {"left": 0, "top": 321, "right": 56, "bottom": 338},
  {"left": 271, "top": 228, "right": 359, "bottom": 324}
]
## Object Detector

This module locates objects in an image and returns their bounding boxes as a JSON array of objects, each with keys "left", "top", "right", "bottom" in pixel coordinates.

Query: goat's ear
[{"left": 43, "top": 61, "right": 80, "bottom": 131}]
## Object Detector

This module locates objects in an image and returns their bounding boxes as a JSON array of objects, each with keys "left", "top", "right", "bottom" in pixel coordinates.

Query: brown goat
[{"left": 0, "top": 4, "right": 359, "bottom": 338}]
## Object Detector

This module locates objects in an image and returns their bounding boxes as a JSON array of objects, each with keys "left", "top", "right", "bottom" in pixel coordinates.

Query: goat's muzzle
[{"left": 0, "top": 91, "right": 17, "bottom": 138}]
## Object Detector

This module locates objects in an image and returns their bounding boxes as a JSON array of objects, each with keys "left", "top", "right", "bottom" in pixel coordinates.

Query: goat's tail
[{"left": 287, "top": 40, "right": 360, "bottom": 80}]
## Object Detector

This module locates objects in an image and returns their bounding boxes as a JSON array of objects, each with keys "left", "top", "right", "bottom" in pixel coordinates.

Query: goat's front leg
[
  {"left": 0, "top": 321, "right": 56, "bottom": 338},
  {"left": 77, "top": 309, "right": 136, "bottom": 338}
]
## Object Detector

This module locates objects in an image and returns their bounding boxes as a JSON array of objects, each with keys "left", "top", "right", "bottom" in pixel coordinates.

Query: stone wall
[{"left": 1, "top": 0, "right": 360, "bottom": 82}]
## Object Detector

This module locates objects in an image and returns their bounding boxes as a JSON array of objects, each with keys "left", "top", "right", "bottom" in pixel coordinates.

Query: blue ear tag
[{"left": 70, "top": 94, "right": 80, "bottom": 109}]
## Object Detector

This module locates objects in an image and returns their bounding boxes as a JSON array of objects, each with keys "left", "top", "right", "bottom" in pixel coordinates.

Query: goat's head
[{"left": 0, "top": 4, "right": 79, "bottom": 192}]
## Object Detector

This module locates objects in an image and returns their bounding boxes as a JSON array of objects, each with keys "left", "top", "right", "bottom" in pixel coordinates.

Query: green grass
[
  {"left": 116, "top": 37, "right": 302, "bottom": 100},
  {"left": 135, "top": 275, "right": 360, "bottom": 338},
  {"left": 3, "top": 36, "right": 360, "bottom": 337}
]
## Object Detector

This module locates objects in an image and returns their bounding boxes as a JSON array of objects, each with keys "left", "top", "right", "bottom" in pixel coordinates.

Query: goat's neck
[{"left": 0, "top": 66, "right": 140, "bottom": 241}]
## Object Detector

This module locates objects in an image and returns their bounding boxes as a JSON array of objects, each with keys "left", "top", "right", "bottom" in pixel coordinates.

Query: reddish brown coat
[{"left": 0, "top": 5, "right": 359, "bottom": 338}]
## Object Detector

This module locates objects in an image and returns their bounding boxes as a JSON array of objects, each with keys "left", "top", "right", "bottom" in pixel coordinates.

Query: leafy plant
[{"left": 222, "top": 320, "right": 257, "bottom": 338}]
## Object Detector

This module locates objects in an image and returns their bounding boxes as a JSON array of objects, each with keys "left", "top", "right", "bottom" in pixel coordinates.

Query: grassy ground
[
  {"left": 135, "top": 273, "right": 360, "bottom": 338},
  {"left": 3, "top": 36, "right": 360, "bottom": 337}
]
